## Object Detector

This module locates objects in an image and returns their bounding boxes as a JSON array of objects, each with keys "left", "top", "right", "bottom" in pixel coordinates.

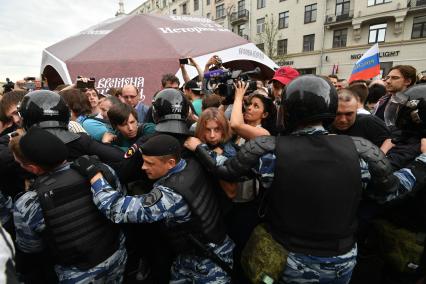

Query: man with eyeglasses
[
  {"left": 119, "top": 85, "right": 149, "bottom": 124},
  {"left": 373, "top": 65, "right": 417, "bottom": 121}
]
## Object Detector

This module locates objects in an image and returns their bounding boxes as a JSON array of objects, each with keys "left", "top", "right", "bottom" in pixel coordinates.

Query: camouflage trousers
[
  {"left": 55, "top": 234, "right": 127, "bottom": 284},
  {"left": 279, "top": 245, "right": 357, "bottom": 284},
  {"left": 170, "top": 236, "right": 234, "bottom": 284}
]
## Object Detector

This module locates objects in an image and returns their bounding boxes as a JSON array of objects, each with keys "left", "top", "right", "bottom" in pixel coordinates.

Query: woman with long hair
[
  {"left": 191, "top": 107, "right": 238, "bottom": 198},
  {"left": 230, "top": 82, "right": 276, "bottom": 144}
]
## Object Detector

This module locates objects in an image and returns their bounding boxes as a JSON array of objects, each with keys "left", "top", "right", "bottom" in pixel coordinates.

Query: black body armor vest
[
  {"left": 160, "top": 157, "right": 226, "bottom": 250},
  {"left": 267, "top": 135, "right": 362, "bottom": 256},
  {"left": 35, "top": 167, "right": 119, "bottom": 269}
]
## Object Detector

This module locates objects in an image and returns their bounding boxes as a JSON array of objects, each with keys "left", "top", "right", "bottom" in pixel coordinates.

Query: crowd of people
[{"left": 1, "top": 56, "right": 426, "bottom": 284}]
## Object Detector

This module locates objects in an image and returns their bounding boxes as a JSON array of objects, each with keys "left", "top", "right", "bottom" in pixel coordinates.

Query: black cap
[
  {"left": 19, "top": 127, "right": 68, "bottom": 168},
  {"left": 140, "top": 134, "right": 181, "bottom": 157}
]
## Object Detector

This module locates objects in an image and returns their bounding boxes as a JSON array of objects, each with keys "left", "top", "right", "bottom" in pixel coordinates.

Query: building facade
[{"left": 130, "top": 0, "right": 426, "bottom": 79}]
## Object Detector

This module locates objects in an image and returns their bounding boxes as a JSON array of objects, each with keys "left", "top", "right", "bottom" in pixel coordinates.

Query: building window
[
  {"left": 207, "top": 12, "right": 211, "bottom": 18},
  {"left": 257, "top": 43, "right": 265, "bottom": 51},
  {"left": 238, "top": 24, "right": 245, "bottom": 36},
  {"left": 336, "top": 0, "right": 350, "bottom": 16},
  {"left": 304, "top": 4, "right": 317, "bottom": 24},
  {"left": 194, "top": 0, "right": 199, "bottom": 10},
  {"left": 172, "top": 8, "right": 177, "bottom": 14},
  {"left": 207, "top": 0, "right": 210, "bottom": 5},
  {"left": 278, "top": 11, "right": 289, "bottom": 29},
  {"left": 369, "top": 23, "right": 387, "bottom": 43},
  {"left": 412, "top": 15, "right": 426, "bottom": 39},
  {"left": 257, "top": 18, "right": 265, "bottom": 33},
  {"left": 298, "top": 68, "right": 316, "bottom": 75},
  {"left": 238, "top": 0, "right": 245, "bottom": 12},
  {"left": 257, "top": 0, "right": 265, "bottom": 9},
  {"left": 367, "top": 0, "right": 391, "bottom": 6},
  {"left": 216, "top": 4, "right": 225, "bottom": 18},
  {"left": 303, "top": 34, "right": 315, "bottom": 51},
  {"left": 163, "top": 0, "right": 167, "bottom": 7},
  {"left": 182, "top": 3, "right": 187, "bottom": 14},
  {"left": 333, "top": 28, "right": 347, "bottom": 48},
  {"left": 277, "top": 39, "right": 288, "bottom": 55}
]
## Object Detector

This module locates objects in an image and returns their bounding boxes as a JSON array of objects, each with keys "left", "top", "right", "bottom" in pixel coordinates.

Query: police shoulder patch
[
  {"left": 124, "top": 144, "right": 138, "bottom": 159},
  {"left": 142, "top": 187, "right": 163, "bottom": 207}
]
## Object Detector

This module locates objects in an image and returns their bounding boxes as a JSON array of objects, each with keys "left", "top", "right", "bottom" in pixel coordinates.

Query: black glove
[{"left": 71, "top": 155, "right": 102, "bottom": 181}]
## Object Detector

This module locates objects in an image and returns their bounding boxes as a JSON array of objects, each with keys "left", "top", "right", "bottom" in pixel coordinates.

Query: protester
[
  {"left": 82, "top": 96, "right": 121, "bottom": 141},
  {"left": 374, "top": 65, "right": 417, "bottom": 121},
  {"left": 58, "top": 88, "right": 91, "bottom": 133},
  {"left": 103, "top": 102, "right": 155, "bottom": 151},
  {"left": 85, "top": 87, "right": 101, "bottom": 115},
  {"left": 269, "top": 66, "right": 299, "bottom": 131},
  {"left": 192, "top": 107, "right": 237, "bottom": 197},
  {"left": 183, "top": 80, "right": 203, "bottom": 116},
  {"left": 161, "top": 74, "right": 180, "bottom": 89},
  {"left": 366, "top": 82, "right": 387, "bottom": 112},
  {"left": 119, "top": 85, "right": 150, "bottom": 124},
  {"left": 348, "top": 82, "right": 370, "bottom": 114},
  {"left": 330, "top": 88, "right": 390, "bottom": 147},
  {"left": 328, "top": 74, "right": 339, "bottom": 87},
  {"left": 0, "top": 90, "right": 27, "bottom": 129},
  {"left": 230, "top": 84, "right": 274, "bottom": 141}
]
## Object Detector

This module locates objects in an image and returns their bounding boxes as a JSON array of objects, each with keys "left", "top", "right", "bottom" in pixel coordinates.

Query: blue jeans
[{"left": 279, "top": 245, "right": 357, "bottom": 284}]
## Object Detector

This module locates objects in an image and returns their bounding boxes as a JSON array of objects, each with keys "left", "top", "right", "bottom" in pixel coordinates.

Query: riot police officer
[
  {"left": 10, "top": 127, "right": 126, "bottom": 283},
  {"left": 73, "top": 134, "right": 234, "bottom": 284},
  {"left": 185, "top": 75, "right": 426, "bottom": 284}
]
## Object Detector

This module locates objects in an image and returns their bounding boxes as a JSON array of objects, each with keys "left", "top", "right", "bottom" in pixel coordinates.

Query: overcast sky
[{"left": 0, "top": 0, "right": 143, "bottom": 82}]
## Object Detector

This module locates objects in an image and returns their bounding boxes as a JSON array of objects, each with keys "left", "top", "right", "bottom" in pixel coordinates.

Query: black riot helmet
[
  {"left": 282, "top": 75, "right": 338, "bottom": 131},
  {"left": 19, "top": 90, "right": 79, "bottom": 143},
  {"left": 19, "top": 90, "right": 70, "bottom": 130},
  {"left": 152, "top": 88, "right": 190, "bottom": 135},
  {"left": 384, "top": 84, "right": 426, "bottom": 135}
]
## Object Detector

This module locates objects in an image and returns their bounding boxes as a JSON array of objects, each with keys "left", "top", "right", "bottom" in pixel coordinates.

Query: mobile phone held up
[
  {"left": 179, "top": 58, "right": 189, "bottom": 65},
  {"left": 76, "top": 76, "right": 96, "bottom": 89}
]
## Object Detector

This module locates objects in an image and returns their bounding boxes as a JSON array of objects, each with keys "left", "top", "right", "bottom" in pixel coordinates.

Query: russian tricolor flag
[{"left": 349, "top": 43, "right": 380, "bottom": 82}]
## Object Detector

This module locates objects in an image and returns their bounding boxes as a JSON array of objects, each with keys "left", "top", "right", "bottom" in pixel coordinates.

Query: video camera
[{"left": 203, "top": 67, "right": 261, "bottom": 102}]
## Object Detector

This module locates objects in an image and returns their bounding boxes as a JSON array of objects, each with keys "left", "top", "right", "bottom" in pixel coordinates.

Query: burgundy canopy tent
[{"left": 41, "top": 14, "right": 277, "bottom": 103}]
